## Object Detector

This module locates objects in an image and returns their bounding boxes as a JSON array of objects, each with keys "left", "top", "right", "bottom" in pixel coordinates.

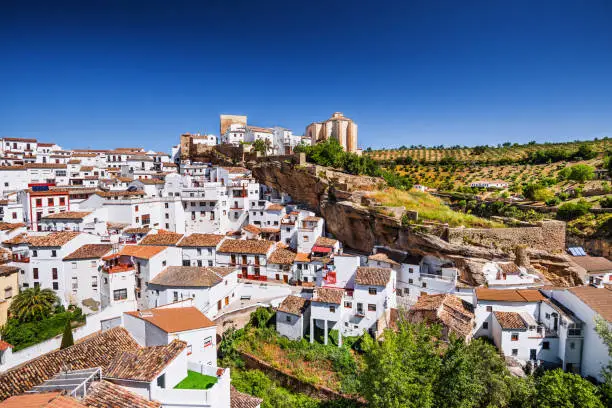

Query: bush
[
  {"left": 557, "top": 200, "right": 592, "bottom": 221},
  {"left": 558, "top": 164, "right": 595, "bottom": 182},
  {"left": 600, "top": 196, "right": 612, "bottom": 208},
  {"left": 248, "top": 307, "right": 274, "bottom": 329}
]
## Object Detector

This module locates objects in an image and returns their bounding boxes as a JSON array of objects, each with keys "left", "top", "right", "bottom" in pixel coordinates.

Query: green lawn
[{"left": 174, "top": 370, "right": 218, "bottom": 390}]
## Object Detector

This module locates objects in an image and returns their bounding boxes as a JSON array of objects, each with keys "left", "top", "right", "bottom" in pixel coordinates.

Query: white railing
[{"left": 150, "top": 365, "right": 231, "bottom": 407}]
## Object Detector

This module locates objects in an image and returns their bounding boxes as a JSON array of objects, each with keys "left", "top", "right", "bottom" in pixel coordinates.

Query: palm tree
[{"left": 9, "top": 287, "right": 58, "bottom": 323}]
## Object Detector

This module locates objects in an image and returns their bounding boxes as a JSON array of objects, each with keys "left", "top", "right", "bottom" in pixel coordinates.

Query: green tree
[
  {"left": 594, "top": 317, "right": 612, "bottom": 405},
  {"left": 8, "top": 287, "right": 58, "bottom": 323},
  {"left": 536, "top": 369, "right": 604, "bottom": 408},
  {"left": 557, "top": 199, "right": 592, "bottom": 221},
  {"left": 60, "top": 319, "right": 74, "bottom": 349},
  {"left": 567, "top": 164, "right": 595, "bottom": 182},
  {"left": 360, "top": 322, "right": 442, "bottom": 408},
  {"left": 252, "top": 139, "right": 268, "bottom": 156}
]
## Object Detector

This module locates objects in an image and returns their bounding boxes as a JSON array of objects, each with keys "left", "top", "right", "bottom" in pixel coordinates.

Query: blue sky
[{"left": 1, "top": 0, "right": 611, "bottom": 152}]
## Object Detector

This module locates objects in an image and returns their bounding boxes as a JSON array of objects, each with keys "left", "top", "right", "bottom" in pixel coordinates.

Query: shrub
[{"left": 557, "top": 200, "right": 592, "bottom": 221}]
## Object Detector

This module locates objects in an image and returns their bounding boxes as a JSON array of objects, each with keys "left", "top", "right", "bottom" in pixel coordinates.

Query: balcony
[
  {"left": 12, "top": 254, "right": 30, "bottom": 263},
  {"left": 103, "top": 263, "right": 134, "bottom": 273},
  {"left": 419, "top": 273, "right": 455, "bottom": 282}
]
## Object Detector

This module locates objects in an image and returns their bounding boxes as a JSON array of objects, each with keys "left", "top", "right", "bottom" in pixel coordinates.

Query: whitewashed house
[
  {"left": 216, "top": 239, "right": 276, "bottom": 281},
  {"left": 276, "top": 295, "right": 310, "bottom": 340},
  {"left": 177, "top": 233, "right": 225, "bottom": 267},
  {"left": 62, "top": 243, "right": 112, "bottom": 309}
]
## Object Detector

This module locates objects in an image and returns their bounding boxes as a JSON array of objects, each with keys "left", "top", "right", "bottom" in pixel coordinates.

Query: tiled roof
[
  {"left": 123, "top": 227, "right": 150, "bottom": 234},
  {"left": 82, "top": 380, "right": 161, "bottom": 408},
  {"left": 125, "top": 307, "right": 215, "bottom": 333},
  {"left": 104, "top": 340, "right": 186, "bottom": 382},
  {"left": 569, "top": 286, "right": 612, "bottom": 322},
  {"left": 231, "top": 387, "right": 263, "bottom": 408},
  {"left": 313, "top": 287, "right": 343, "bottom": 304},
  {"left": 0, "top": 392, "right": 87, "bottom": 407},
  {"left": 41, "top": 211, "right": 91, "bottom": 220},
  {"left": 25, "top": 163, "right": 67, "bottom": 169},
  {"left": 475, "top": 288, "right": 545, "bottom": 303},
  {"left": 140, "top": 231, "right": 183, "bottom": 246},
  {"left": 79, "top": 166, "right": 94, "bottom": 171},
  {"left": 314, "top": 236, "right": 337, "bottom": 247},
  {"left": 355, "top": 267, "right": 392, "bottom": 286},
  {"left": 266, "top": 204, "right": 284, "bottom": 211},
  {"left": 28, "top": 232, "right": 80, "bottom": 248},
  {"left": 218, "top": 239, "right": 275, "bottom": 255},
  {"left": 571, "top": 256, "right": 612, "bottom": 273},
  {"left": 242, "top": 224, "right": 261, "bottom": 235},
  {"left": 119, "top": 245, "right": 167, "bottom": 259},
  {"left": 63, "top": 244, "right": 113, "bottom": 261},
  {"left": 222, "top": 166, "right": 249, "bottom": 174},
  {"left": 149, "top": 266, "right": 235, "bottom": 287},
  {"left": 404, "top": 294, "right": 474, "bottom": 338},
  {"left": 68, "top": 159, "right": 81, "bottom": 164},
  {"left": 368, "top": 252, "right": 400, "bottom": 266},
  {"left": 2, "top": 233, "right": 30, "bottom": 246},
  {"left": 493, "top": 311, "right": 528, "bottom": 330},
  {"left": 177, "top": 233, "right": 225, "bottom": 247},
  {"left": 498, "top": 262, "right": 521, "bottom": 275},
  {"left": 0, "top": 166, "right": 26, "bottom": 171},
  {"left": 0, "top": 265, "right": 20, "bottom": 277},
  {"left": 137, "top": 178, "right": 165, "bottom": 185},
  {"left": 277, "top": 295, "right": 309, "bottom": 316},
  {"left": 302, "top": 216, "right": 321, "bottom": 222},
  {"left": 294, "top": 252, "right": 310, "bottom": 263},
  {"left": 0, "top": 222, "right": 25, "bottom": 231},
  {"left": 0, "top": 327, "right": 140, "bottom": 400},
  {"left": 3, "top": 137, "right": 37, "bottom": 142},
  {"left": 0, "top": 341, "right": 12, "bottom": 351},
  {"left": 96, "top": 190, "right": 145, "bottom": 198},
  {"left": 268, "top": 248, "right": 296, "bottom": 265}
]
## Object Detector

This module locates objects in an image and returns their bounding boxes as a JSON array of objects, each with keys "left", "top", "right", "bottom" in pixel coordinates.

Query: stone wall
[
  {"left": 447, "top": 220, "right": 566, "bottom": 253},
  {"left": 239, "top": 351, "right": 364, "bottom": 404}
]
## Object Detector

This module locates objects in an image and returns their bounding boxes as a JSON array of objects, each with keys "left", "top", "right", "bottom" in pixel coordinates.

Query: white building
[
  {"left": 62, "top": 243, "right": 113, "bottom": 308},
  {"left": 147, "top": 266, "right": 239, "bottom": 319},
  {"left": 216, "top": 239, "right": 276, "bottom": 281}
]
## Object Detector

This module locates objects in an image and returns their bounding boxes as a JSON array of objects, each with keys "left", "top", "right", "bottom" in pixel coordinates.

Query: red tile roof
[
  {"left": 119, "top": 245, "right": 167, "bottom": 259},
  {"left": 104, "top": 340, "right": 186, "bottom": 382},
  {"left": 125, "top": 307, "right": 215, "bottom": 333},
  {"left": 0, "top": 392, "right": 87, "bottom": 408},
  {"left": 475, "top": 288, "right": 545, "bottom": 303},
  {"left": 493, "top": 311, "right": 528, "bottom": 330},
  {"left": 218, "top": 239, "right": 275, "bottom": 255},
  {"left": 177, "top": 233, "right": 225, "bottom": 247},
  {"left": 28, "top": 232, "right": 80, "bottom": 248},
  {"left": 63, "top": 244, "right": 113, "bottom": 261},
  {"left": 568, "top": 286, "right": 612, "bottom": 322},
  {"left": 139, "top": 231, "right": 183, "bottom": 246},
  {"left": 82, "top": 380, "right": 161, "bottom": 408},
  {"left": 149, "top": 266, "right": 235, "bottom": 287},
  {"left": 278, "top": 296, "right": 309, "bottom": 316},
  {"left": 355, "top": 267, "right": 392, "bottom": 286},
  {"left": 313, "top": 287, "right": 344, "bottom": 304}
]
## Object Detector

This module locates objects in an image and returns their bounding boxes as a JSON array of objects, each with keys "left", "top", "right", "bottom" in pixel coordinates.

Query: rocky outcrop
[{"left": 249, "top": 159, "right": 582, "bottom": 286}]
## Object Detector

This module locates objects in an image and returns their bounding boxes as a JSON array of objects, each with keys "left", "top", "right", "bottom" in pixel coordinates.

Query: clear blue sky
[{"left": 1, "top": 0, "right": 611, "bottom": 152}]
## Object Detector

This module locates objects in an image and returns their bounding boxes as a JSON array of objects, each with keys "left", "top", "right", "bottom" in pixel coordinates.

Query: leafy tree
[
  {"left": 9, "top": 287, "right": 58, "bottom": 323},
  {"left": 599, "top": 196, "right": 612, "bottom": 209},
  {"left": 535, "top": 369, "right": 604, "bottom": 408},
  {"left": 566, "top": 164, "right": 595, "bottom": 182},
  {"left": 594, "top": 317, "right": 612, "bottom": 405},
  {"left": 557, "top": 199, "right": 592, "bottom": 221},
  {"left": 60, "top": 319, "right": 74, "bottom": 349},
  {"left": 360, "top": 322, "right": 442, "bottom": 408},
  {"left": 248, "top": 307, "right": 274, "bottom": 329},
  {"left": 252, "top": 139, "right": 268, "bottom": 156}
]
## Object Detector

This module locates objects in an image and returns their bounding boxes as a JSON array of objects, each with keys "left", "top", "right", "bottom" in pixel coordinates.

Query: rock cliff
[{"left": 249, "top": 158, "right": 583, "bottom": 286}]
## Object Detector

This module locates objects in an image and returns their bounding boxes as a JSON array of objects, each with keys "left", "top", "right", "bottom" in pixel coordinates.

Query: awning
[{"left": 312, "top": 245, "right": 332, "bottom": 253}]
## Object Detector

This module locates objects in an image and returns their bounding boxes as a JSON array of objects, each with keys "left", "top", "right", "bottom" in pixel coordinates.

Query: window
[
  {"left": 34, "top": 282, "right": 40, "bottom": 288},
  {"left": 422, "top": 282, "right": 427, "bottom": 288},
  {"left": 35, "top": 198, "right": 42, "bottom": 207},
  {"left": 511, "top": 333, "right": 519, "bottom": 341},
  {"left": 52, "top": 268, "right": 58, "bottom": 279},
  {"left": 32, "top": 250, "right": 37, "bottom": 257},
  {"left": 4, "top": 287, "right": 13, "bottom": 299},
  {"left": 165, "top": 203, "right": 169, "bottom": 209},
  {"left": 344, "top": 301, "right": 352, "bottom": 308},
  {"left": 113, "top": 289, "right": 127, "bottom": 301},
  {"left": 483, "top": 322, "right": 489, "bottom": 330},
  {"left": 285, "top": 315, "right": 291, "bottom": 322},
  {"left": 511, "top": 349, "right": 518, "bottom": 356},
  {"left": 408, "top": 279, "right": 413, "bottom": 284},
  {"left": 368, "top": 304, "right": 377, "bottom": 312},
  {"left": 165, "top": 213, "right": 169, "bottom": 219},
  {"left": 208, "top": 260, "right": 213, "bottom": 266},
  {"left": 135, "top": 205, "right": 139, "bottom": 212},
  {"left": 90, "top": 260, "right": 96, "bottom": 267},
  {"left": 486, "top": 306, "right": 493, "bottom": 312},
  {"left": 329, "top": 306, "right": 336, "bottom": 313},
  {"left": 197, "top": 260, "right": 202, "bottom": 267},
  {"left": 409, "top": 267, "right": 414, "bottom": 273},
  {"left": 156, "top": 374, "right": 165, "bottom": 388},
  {"left": 59, "top": 197, "right": 66, "bottom": 206},
  {"left": 186, "top": 345, "right": 192, "bottom": 355},
  {"left": 135, "top": 217, "right": 139, "bottom": 223},
  {"left": 570, "top": 342, "right": 575, "bottom": 350},
  {"left": 165, "top": 223, "right": 169, "bottom": 229},
  {"left": 11, "top": 212, "right": 16, "bottom": 219},
  {"left": 72, "top": 277, "right": 78, "bottom": 291},
  {"left": 545, "top": 313, "right": 550, "bottom": 319},
  {"left": 182, "top": 260, "right": 191, "bottom": 266},
  {"left": 368, "top": 288, "right": 377, "bottom": 295},
  {"left": 51, "top": 250, "right": 57, "bottom": 257},
  {"left": 52, "top": 282, "right": 59, "bottom": 290},
  {"left": 47, "top": 198, "right": 54, "bottom": 206},
  {"left": 162, "top": 260, "right": 166, "bottom": 267},
  {"left": 91, "top": 275, "right": 97, "bottom": 288},
  {"left": 543, "top": 341, "right": 550, "bottom": 350},
  {"left": 403, "top": 288, "right": 410, "bottom": 295},
  {"left": 72, "top": 262, "right": 77, "bottom": 269},
  {"left": 303, "top": 236, "right": 309, "bottom": 242},
  {"left": 173, "top": 291, "right": 179, "bottom": 302}
]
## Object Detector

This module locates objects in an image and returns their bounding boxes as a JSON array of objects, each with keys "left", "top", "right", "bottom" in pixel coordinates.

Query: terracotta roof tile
[
  {"left": 0, "top": 265, "right": 21, "bottom": 277},
  {"left": 82, "top": 380, "right": 161, "bottom": 408},
  {"left": 0, "top": 222, "right": 25, "bottom": 231},
  {"left": 63, "top": 244, "right": 112, "bottom": 261},
  {"left": 571, "top": 256, "right": 612, "bottom": 274},
  {"left": 313, "top": 287, "right": 343, "bottom": 304},
  {"left": 268, "top": 248, "right": 296, "bottom": 265},
  {"left": 140, "top": 232, "right": 183, "bottom": 246},
  {"left": 231, "top": 386, "right": 263, "bottom": 408},
  {"left": 125, "top": 307, "right": 215, "bottom": 333},
  {"left": 96, "top": 190, "right": 145, "bottom": 198},
  {"left": 123, "top": 227, "right": 150, "bottom": 234},
  {"left": 119, "top": 245, "right": 167, "bottom": 259},
  {"left": 266, "top": 204, "right": 284, "bottom": 211},
  {"left": 498, "top": 262, "right": 521, "bottom": 275},
  {"left": 41, "top": 211, "right": 91, "bottom": 220},
  {"left": 0, "top": 327, "right": 140, "bottom": 400},
  {"left": 494, "top": 311, "right": 528, "bottom": 330},
  {"left": 218, "top": 239, "right": 275, "bottom": 255},
  {"left": 302, "top": 216, "right": 321, "bottom": 222},
  {"left": 314, "top": 236, "right": 337, "bottom": 247},
  {"left": 242, "top": 224, "right": 261, "bottom": 235},
  {"left": 406, "top": 294, "right": 474, "bottom": 338},
  {"left": 278, "top": 295, "right": 309, "bottom": 316},
  {"left": 2, "top": 233, "right": 30, "bottom": 246},
  {"left": 104, "top": 340, "right": 186, "bottom": 382},
  {"left": 368, "top": 252, "right": 400, "bottom": 266},
  {"left": 355, "top": 267, "right": 392, "bottom": 286},
  {"left": 177, "top": 233, "right": 225, "bottom": 247},
  {"left": 294, "top": 252, "right": 310, "bottom": 263},
  {"left": 568, "top": 286, "right": 612, "bottom": 322},
  {"left": 222, "top": 166, "right": 249, "bottom": 174},
  {"left": 0, "top": 392, "right": 87, "bottom": 408},
  {"left": 28, "top": 232, "right": 80, "bottom": 248},
  {"left": 475, "top": 288, "right": 545, "bottom": 303},
  {"left": 149, "top": 266, "right": 235, "bottom": 287}
]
